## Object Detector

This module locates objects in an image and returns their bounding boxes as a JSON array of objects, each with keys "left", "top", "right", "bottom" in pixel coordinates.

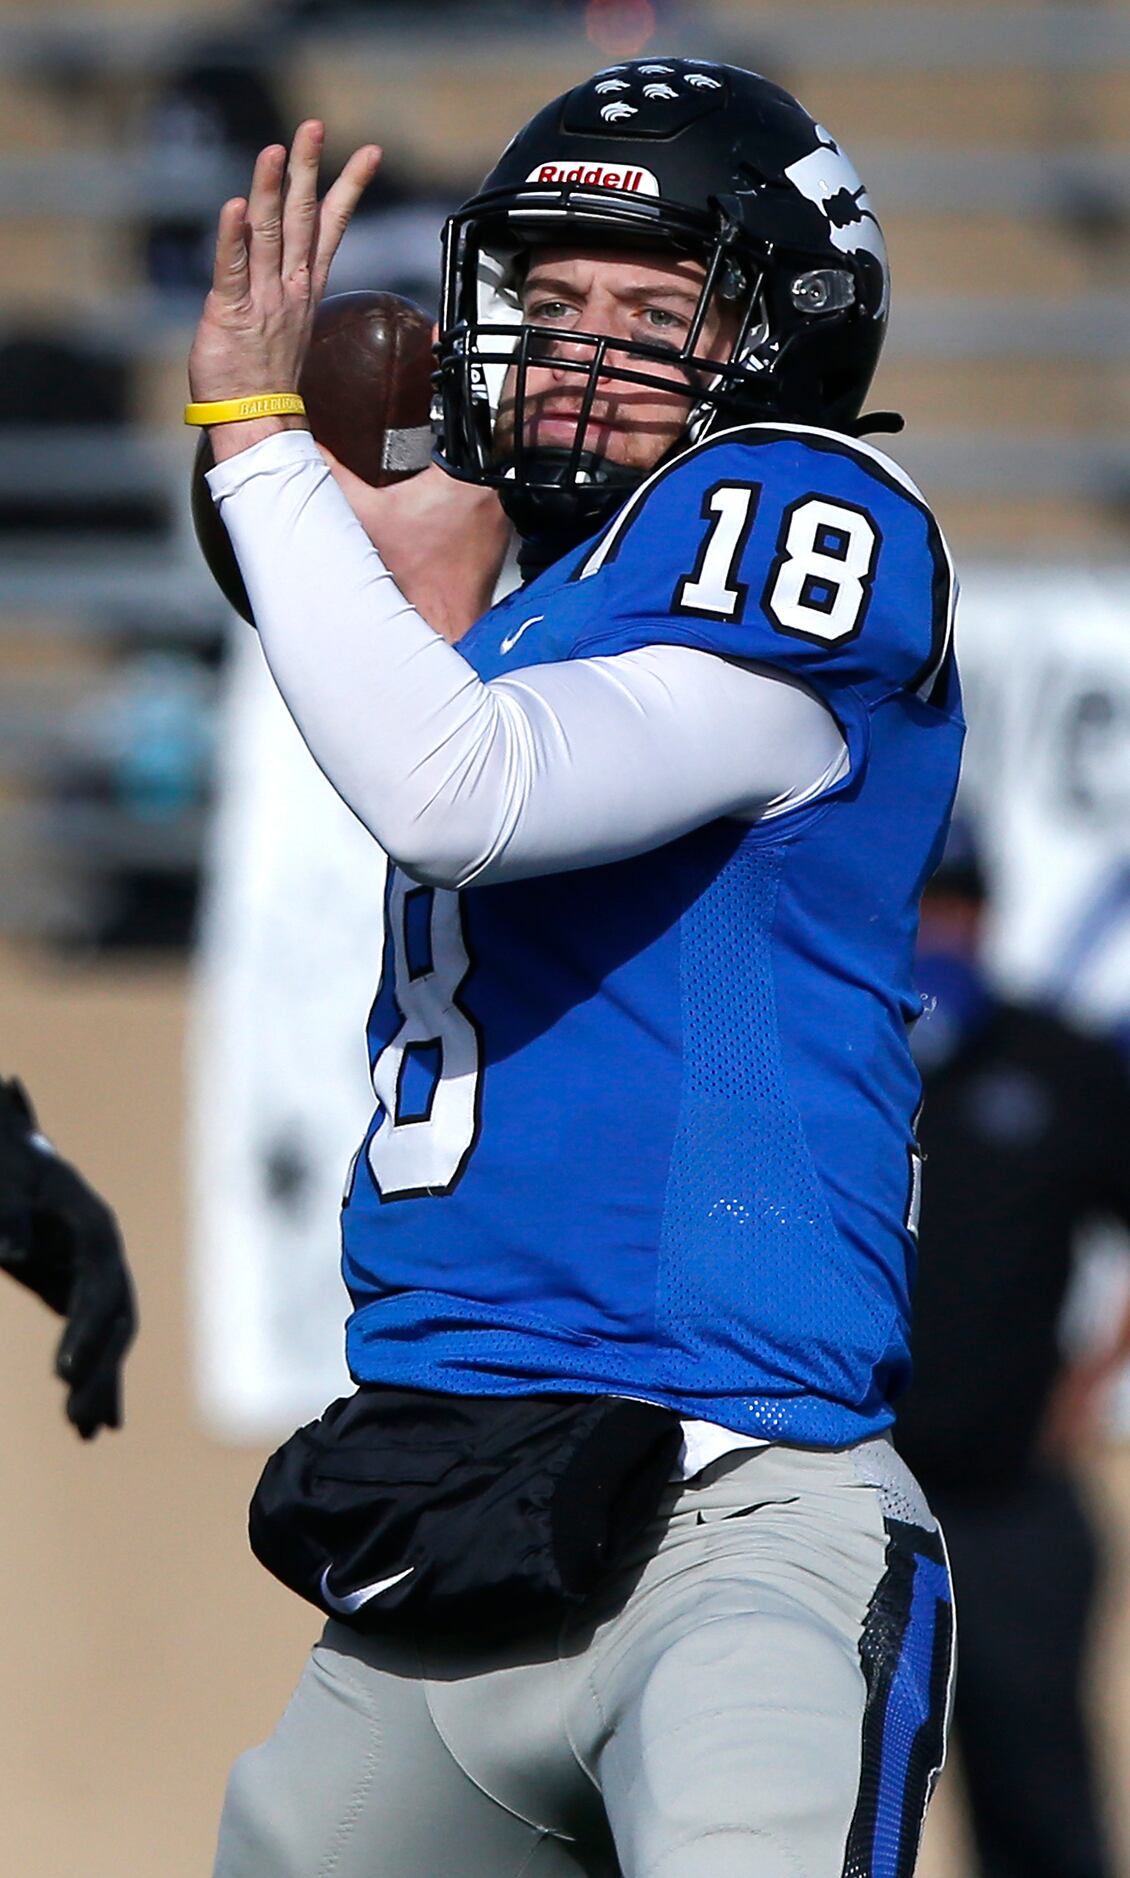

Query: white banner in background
[
  {"left": 956, "top": 566, "right": 1130, "bottom": 1032},
  {"left": 189, "top": 626, "right": 386, "bottom": 1441}
]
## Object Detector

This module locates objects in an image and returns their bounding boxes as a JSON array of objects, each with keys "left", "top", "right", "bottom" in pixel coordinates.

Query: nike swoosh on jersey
[
  {"left": 319, "top": 1562, "right": 415, "bottom": 1614},
  {"left": 499, "top": 614, "right": 544, "bottom": 654}
]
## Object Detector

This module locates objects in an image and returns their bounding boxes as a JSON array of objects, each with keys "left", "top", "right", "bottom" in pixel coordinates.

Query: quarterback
[{"left": 194, "top": 62, "right": 962, "bottom": 1878}]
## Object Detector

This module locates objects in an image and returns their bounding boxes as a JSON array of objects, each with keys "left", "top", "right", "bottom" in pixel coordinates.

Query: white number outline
[
  {"left": 763, "top": 494, "right": 879, "bottom": 644},
  {"left": 905, "top": 1100, "right": 925, "bottom": 1240},
  {"left": 672, "top": 481, "right": 760, "bottom": 620},
  {"left": 366, "top": 878, "right": 483, "bottom": 1203}
]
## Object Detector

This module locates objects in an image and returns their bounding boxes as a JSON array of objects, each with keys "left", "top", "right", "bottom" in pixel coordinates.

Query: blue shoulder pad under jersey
[{"left": 566, "top": 423, "right": 955, "bottom": 714}]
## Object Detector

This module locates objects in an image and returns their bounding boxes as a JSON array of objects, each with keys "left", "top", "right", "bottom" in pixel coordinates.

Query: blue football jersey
[{"left": 341, "top": 423, "right": 964, "bottom": 1446}]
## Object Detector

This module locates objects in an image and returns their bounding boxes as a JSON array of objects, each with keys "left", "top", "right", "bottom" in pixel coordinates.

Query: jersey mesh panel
[{"left": 655, "top": 837, "right": 892, "bottom": 1441}]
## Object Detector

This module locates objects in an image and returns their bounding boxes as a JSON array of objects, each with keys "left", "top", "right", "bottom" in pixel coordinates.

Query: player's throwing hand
[{"left": 188, "top": 121, "right": 381, "bottom": 431}]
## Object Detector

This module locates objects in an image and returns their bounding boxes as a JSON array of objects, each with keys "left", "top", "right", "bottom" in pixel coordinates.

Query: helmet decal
[
  {"left": 564, "top": 62, "right": 731, "bottom": 136},
  {"left": 525, "top": 161, "right": 660, "bottom": 194},
  {"left": 784, "top": 130, "right": 888, "bottom": 272}
]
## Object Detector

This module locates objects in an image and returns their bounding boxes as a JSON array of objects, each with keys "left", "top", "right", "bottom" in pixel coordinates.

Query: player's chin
[{"left": 534, "top": 415, "right": 619, "bottom": 449}]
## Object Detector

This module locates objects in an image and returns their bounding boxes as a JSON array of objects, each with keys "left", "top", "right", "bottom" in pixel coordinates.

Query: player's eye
[
  {"left": 525, "top": 298, "right": 575, "bottom": 323},
  {"left": 640, "top": 306, "right": 686, "bottom": 331}
]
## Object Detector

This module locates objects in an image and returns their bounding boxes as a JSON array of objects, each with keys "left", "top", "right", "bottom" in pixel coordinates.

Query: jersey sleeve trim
[{"left": 570, "top": 420, "right": 958, "bottom": 705}]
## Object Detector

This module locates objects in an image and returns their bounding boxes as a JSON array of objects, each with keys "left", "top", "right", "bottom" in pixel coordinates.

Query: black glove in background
[{"left": 0, "top": 1077, "right": 137, "bottom": 1437}]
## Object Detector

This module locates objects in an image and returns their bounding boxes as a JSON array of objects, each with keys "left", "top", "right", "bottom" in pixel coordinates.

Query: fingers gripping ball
[{"left": 191, "top": 290, "right": 435, "bottom": 624}]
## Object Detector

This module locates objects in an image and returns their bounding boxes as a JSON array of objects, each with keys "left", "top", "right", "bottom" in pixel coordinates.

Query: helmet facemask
[{"left": 433, "top": 186, "right": 780, "bottom": 542}]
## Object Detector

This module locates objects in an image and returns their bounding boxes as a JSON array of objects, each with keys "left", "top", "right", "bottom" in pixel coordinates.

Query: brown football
[{"left": 191, "top": 290, "right": 435, "bottom": 624}]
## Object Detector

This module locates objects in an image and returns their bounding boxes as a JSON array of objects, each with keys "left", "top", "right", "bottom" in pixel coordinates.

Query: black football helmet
[{"left": 432, "top": 59, "right": 892, "bottom": 544}]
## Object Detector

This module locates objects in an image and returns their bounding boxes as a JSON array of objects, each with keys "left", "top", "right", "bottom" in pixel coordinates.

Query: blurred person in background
[
  {"left": 897, "top": 821, "right": 1130, "bottom": 1878},
  {"left": 142, "top": 36, "right": 451, "bottom": 311},
  {"left": 142, "top": 42, "right": 290, "bottom": 298},
  {"left": 0, "top": 1077, "right": 136, "bottom": 1438}
]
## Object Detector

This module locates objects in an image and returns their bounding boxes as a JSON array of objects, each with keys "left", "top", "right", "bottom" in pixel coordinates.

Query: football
[{"left": 191, "top": 290, "right": 435, "bottom": 624}]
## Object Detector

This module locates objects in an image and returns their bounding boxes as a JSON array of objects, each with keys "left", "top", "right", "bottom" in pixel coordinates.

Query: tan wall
[
  {"left": 1, "top": 942, "right": 1129, "bottom": 1874},
  {"left": 0, "top": 947, "right": 316, "bottom": 1878}
]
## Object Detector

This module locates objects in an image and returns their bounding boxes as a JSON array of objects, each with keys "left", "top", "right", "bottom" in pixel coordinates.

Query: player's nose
[
  {"left": 546, "top": 344, "right": 636, "bottom": 395},
  {"left": 546, "top": 332, "right": 597, "bottom": 381},
  {"left": 545, "top": 306, "right": 634, "bottom": 383}
]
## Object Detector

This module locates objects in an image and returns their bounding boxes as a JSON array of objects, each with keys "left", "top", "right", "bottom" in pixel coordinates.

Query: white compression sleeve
[{"left": 207, "top": 430, "right": 847, "bottom": 889}]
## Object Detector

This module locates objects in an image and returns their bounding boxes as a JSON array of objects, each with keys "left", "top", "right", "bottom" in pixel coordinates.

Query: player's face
[{"left": 494, "top": 248, "right": 740, "bottom": 472}]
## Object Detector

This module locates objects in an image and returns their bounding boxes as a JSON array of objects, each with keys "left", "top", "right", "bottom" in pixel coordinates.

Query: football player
[
  {"left": 0, "top": 1076, "right": 136, "bottom": 1436},
  {"left": 192, "top": 62, "right": 962, "bottom": 1878}
]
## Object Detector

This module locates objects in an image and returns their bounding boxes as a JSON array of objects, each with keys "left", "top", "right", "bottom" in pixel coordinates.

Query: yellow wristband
[{"left": 184, "top": 393, "right": 307, "bottom": 426}]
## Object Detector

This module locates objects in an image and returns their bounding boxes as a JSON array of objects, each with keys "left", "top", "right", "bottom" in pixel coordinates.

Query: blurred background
[{"left": 0, "top": 0, "right": 1128, "bottom": 1872}]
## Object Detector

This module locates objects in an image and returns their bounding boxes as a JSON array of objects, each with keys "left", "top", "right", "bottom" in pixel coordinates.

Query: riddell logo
[{"left": 528, "top": 161, "right": 660, "bottom": 196}]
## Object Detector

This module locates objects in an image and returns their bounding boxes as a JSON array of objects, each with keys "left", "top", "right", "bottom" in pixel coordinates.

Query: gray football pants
[{"left": 214, "top": 1437, "right": 953, "bottom": 1878}]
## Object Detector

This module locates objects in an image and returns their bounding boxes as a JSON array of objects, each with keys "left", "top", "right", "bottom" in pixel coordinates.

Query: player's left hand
[
  {"left": 0, "top": 1078, "right": 137, "bottom": 1438},
  {"left": 188, "top": 120, "right": 382, "bottom": 450},
  {"left": 320, "top": 453, "right": 512, "bottom": 643}
]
